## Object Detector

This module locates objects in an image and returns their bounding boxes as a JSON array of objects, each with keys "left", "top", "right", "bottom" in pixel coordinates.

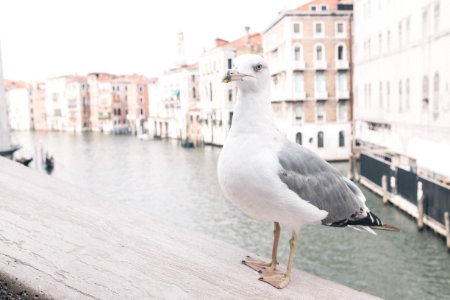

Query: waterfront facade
[
  {"left": 45, "top": 75, "right": 88, "bottom": 132},
  {"left": 198, "top": 28, "right": 262, "bottom": 146},
  {"left": 5, "top": 81, "right": 31, "bottom": 130},
  {"left": 263, "top": 0, "right": 353, "bottom": 161},
  {"left": 30, "top": 82, "right": 47, "bottom": 131},
  {"left": 149, "top": 33, "right": 200, "bottom": 142},
  {"left": 353, "top": 0, "right": 450, "bottom": 180}
]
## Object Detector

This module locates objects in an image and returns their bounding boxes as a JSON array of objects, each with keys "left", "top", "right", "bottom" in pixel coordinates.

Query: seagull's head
[{"left": 222, "top": 54, "right": 269, "bottom": 93}]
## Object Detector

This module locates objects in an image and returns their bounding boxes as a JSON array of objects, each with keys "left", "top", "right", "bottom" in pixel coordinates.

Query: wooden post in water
[
  {"left": 417, "top": 181, "right": 424, "bottom": 231},
  {"left": 382, "top": 175, "right": 388, "bottom": 204},
  {"left": 444, "top": 212, "right": 450, "bottom": 250}
]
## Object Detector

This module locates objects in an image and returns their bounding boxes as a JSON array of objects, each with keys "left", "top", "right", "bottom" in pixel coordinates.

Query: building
[
  {"left": 87, "top": 73, "right": 114, "bottom": 133},
  {"left": 45, "top": 75, "right": 88, "bottom": 132},
  {"left": 263, "top": 0, "right": 353, "bottom": 161},
  {"left": 149, "top": 33, "right": 200, "bottom": 142},
  {"left": 353, "top": 0, "right": 450, "bottom": 180},
  {"left": 125, "top": 75, "right": 150, "bottom": 135},
  {"left": 198, "top": 28, "right": 262, "bottom": 146},
  {"left": 30, "top": 82, "right": 47, "bottom": 131},
  {"left": 5, "top": 80, "right": 31, "bottom": 130},
  {"left": 0, "top": 42, "right": 12, "bottom": 153}
]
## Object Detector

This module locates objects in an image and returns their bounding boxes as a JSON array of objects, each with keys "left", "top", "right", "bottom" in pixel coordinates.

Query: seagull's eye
[{"left": 253, "top": 64, "right": 263, "bottom": 72}]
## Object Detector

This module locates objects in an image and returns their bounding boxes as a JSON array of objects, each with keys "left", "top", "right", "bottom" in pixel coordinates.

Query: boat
[
  {"left": 0, "top": 144, "right": 21, "bottom": 157},
  {"left": 15, "top": 157, "right": 33, "bottom": 167}
]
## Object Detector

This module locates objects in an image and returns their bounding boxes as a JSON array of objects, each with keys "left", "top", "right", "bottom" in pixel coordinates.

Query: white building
[
  {"left": 353, "top": 0, "right": 450, "bottom": 179},
  {"left": 263, "top": 0, "right": 353, "bottom": 161},
  {"left": 45, "top": 75, "right": 87, "bottom": 132},
  {"left": 5, "top": 81, "right": 31, "bottom": 130},
  {"left": 0, "top": 42, "right": 13, "bottom": 153},
  {"left": 198, "top": 28, "right": 262, "bottom": 146},
  {"left": 149, "top": 33, "right": 199, "bottom": 141}
]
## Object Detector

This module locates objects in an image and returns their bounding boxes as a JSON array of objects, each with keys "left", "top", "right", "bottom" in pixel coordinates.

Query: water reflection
[{"left": 13, "top": 131, "right": 450, "bottom": 300}]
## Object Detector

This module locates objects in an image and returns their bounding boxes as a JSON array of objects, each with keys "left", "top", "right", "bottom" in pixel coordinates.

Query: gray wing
[{"left": 278, "top": 140, "right": 365, "bottom": 225}]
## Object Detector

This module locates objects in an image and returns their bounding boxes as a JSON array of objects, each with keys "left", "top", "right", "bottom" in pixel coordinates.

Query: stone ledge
[{"left": 0, "top": 157, "right": 380, "bottom": 299}]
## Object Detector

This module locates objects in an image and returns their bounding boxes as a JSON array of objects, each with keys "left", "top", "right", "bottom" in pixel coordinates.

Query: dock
[{"left": 0, "top": 157, "right": 379, "bottom": 299}]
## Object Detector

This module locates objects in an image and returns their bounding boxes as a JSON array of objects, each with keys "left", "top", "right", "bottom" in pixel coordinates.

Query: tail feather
[{"left": 371, "top": 223, "right": 400, "bottom": 232}]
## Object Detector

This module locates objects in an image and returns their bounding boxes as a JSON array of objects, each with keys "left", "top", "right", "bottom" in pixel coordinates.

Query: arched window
[
  {"left": 296, "top": 132, "right": 302, "bottom": 145},
  {"left": 337, "top": 45, "right": 345, "bottom": 60},
  {"left": 315, "top": 45, "right": 323, "bottom": 61},
  {"left": 294, "top": 45, "right": 302, "bottom": 61},
  {"left": 318, "top": 131, "right": 324, "bottom": 148},
  {"left": 339, "top": 131, "right": 345, "bottom": 147},
  {"left": 433, "top": 73, "right": 440, "bottom": 119}
]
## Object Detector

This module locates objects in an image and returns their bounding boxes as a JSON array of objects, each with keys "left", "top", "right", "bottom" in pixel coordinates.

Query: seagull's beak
[{"left": 222, "top": 69, "right": 247, "bottom": 83}]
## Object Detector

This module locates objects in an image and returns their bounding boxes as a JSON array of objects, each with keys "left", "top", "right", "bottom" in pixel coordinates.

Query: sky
[{"left": 0, "top": 0, "right": 308, "bottom": 81}]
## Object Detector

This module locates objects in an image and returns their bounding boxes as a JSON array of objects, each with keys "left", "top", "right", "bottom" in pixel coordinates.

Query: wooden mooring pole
[
  {"left": 381, "top": 175, "right": 388, "bottom": 204},
  {"left": 444, "top": 212, "right": 450, "bottom": 250},
  {"left": 417, "top": 181, "right": 424, "bottom": 231}
]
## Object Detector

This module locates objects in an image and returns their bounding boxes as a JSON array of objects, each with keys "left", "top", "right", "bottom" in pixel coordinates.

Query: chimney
[{"left": 245, "top": 26, "right": 251, "bottom": 46}]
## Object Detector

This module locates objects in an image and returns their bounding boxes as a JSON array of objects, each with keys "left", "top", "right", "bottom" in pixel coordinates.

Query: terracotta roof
[
  {"left": 295, "top": 0, "right": 353, "bottom": 12},
  {"left": 4, "top": 80, "right": 27, "bottom": 89},
  {"left": 210, "top": 30, "right": 262, "bottom": 54}
]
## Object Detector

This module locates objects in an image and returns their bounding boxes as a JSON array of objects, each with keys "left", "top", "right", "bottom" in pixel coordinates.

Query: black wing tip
[{"left": 326, "top": 211, "right": 400, "bottom": 232}]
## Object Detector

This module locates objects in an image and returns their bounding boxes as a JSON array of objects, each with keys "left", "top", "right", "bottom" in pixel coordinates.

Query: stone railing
[{"left": 0, "top": 157, "right": 379, "bottom": 299}]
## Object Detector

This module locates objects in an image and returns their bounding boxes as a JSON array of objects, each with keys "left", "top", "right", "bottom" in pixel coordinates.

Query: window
[
  {"left": 338, "top": 72, "right": 346, "bottom": 92},
  {"left": 140, "top": 108, "right": 144, "bottom": 116},
  {"left": 406, "top": 17, "right": 411, "bottom": 43},
  {"left": 317, "top": 131, "right": 324, "bottom": 148},
  {"left": 386, "top": 81, "right": 390, "bottom": 111},
  {"left": 433, "top": 73, "right": 440, "bottom": 119},
  {"left": 209, "top": 82, "right": 213, "bottom": 101},
  {"left": 423, "top": 9, "right": 429, "bottom": 37},
  {"left": 321, "top": 5, "right": 327, "bottom": 11},
  {"left": 229, "top": 112, "right": 233, "bottom": 127},
  {"left": 316, "top": 102, "right": 325, "bottom": 121},
  {"left": 398, "top": 22, "right": 403, "bottom": 47},
  {"left": 294, "top": 46, "right": 302, "bottom": 61},
  {"left": 423, "top": 76, "right": 429, "bottom": 107},
  {"left": 339, "top": 131, "right": 345, "bottom": 147},
  {"left": 368, "top": 83, "right": 372, "bottom": 107},
  {"left": 316, "top": 45, "right": 323, "bottom": 60},
  {"left": 294, "top": 102, "right": 303, "bottom": 120},
  {"left": 336, "top": 22, "right": 344, "bottom": 36},
  {"left": 118, "top": 108, "right": 121, "bottom": 116},
  {"left": 314, "top": 22, "right": 323, "bottom": 36},
  {"left": 296, "top": 132, "right": 302, "bottom": 145},
  {"left": 434, "top": 2, "right": 440, "bottom": 33},
  {"left": 315, "top": 73, "right": 325, "bottom": 92},
  {"left": 294, "top": 73, "right": 304, "bottom": 97},
  {"left": 387, "top": 29, "right": 391, "bottom": 50},
  {"left": 398, "top": 80, "right": 403, "bottom": 112},
  {"left": 227, "top": 58, "right": 233, "bottom": 69},
  {"left": 337, "top": 45, "right": 344, "bottom": 60},
  {"left": 293, "top": 23, "right": 301, "bottom": 34},
  {"left": 228, "top": 89, "right": 233, "bottom": 101},
  {"left": 193, "top": 87, "right": 196, "bottom": 98},
  {"left": 378, "top": 32, "right": 382, "bottom": 53},
  {"left": 191, "top": 75, "right": 195, "bottom": 82},
  {"left": 338, "top": 101, "right": 346, "bottom": 121},
  {"left": 379, "top": 82, "right": 383, "bottom": 108},
  {"left": 310, "top": 5, "right": 317, "bottom": 11},
  {"left": 405, "top": 78, "right": 410, "bottom": 111}
]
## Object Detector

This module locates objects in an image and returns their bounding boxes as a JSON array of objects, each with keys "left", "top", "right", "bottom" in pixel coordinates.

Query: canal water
[{"left": 13, "top": 131, "right": 450, "bottom": 300}]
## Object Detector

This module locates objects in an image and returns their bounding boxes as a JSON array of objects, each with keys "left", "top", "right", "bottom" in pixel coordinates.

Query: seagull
[{"left": 217, "top": 54, "right": 399, "bottom": 289}]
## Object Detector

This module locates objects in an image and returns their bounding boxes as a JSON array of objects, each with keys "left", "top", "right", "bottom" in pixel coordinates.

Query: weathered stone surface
[{"left": 0, "top": 157, "right": 380, "bottom": 299}]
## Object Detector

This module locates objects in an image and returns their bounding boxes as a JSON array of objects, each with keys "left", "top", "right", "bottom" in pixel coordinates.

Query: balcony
[
  {"left": 292, "top": 60, "right": 306, "bottom": 71},
  {"left": 315, "top": 90, "right": 328, "bottom": 100},
  {"left": 293, "top": 91, "right": 306, "bottom": 100},
  {"left": 336, "top": 59, "right": 349, "bottom": 70},
  {"left": 314, "top": 60, "right": 327, "bottom": 70},
  {"left": 337, "top": 90, "right": 350, "bottom": 99}
]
